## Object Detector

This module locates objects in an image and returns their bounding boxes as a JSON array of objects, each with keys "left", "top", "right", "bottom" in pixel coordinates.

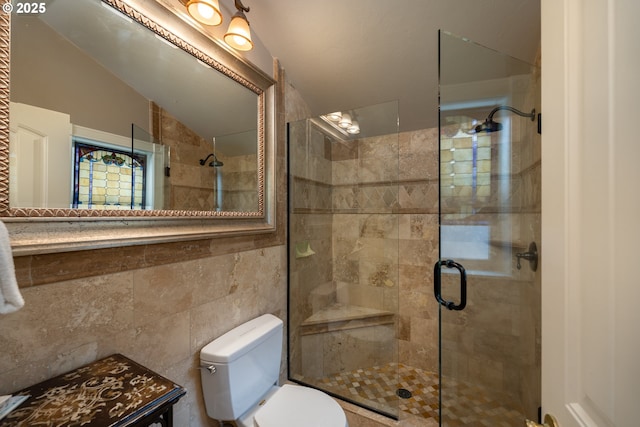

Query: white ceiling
[{"left": 245, "top": 0, "right": 541, "bottom": 132}]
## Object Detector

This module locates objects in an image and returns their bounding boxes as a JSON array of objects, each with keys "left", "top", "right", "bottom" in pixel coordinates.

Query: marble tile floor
[{"left": 301, "top": 363, "right": 525, "bottom": 426}]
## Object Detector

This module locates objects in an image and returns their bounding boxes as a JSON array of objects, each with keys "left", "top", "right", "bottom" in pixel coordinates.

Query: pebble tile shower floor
[{"left": 311, "top": 363, "right": 525, "bottom": 426}]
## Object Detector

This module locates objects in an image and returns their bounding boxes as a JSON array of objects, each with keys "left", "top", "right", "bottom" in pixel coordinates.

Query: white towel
[{"left": 0, "top": 222, "right": 23, "bottom": 314}]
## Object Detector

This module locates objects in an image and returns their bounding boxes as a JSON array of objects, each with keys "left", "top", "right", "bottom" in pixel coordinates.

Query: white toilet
[{"left": 200, "top": 314, "right": 348, "bottom": 427}]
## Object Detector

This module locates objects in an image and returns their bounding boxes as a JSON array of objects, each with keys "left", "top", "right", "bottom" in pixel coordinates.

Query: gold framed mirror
[{"left": 0, "top": 0, "right": 277, "bottom": 255}]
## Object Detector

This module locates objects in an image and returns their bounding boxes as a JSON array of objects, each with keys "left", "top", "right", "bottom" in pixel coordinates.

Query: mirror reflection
[{"left": 10, "top": 0, "right": 260, "bottom": 213}]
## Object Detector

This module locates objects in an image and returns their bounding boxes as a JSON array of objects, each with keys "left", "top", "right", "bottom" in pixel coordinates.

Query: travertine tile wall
[
  {"left": 151, "top": 104, "right": 260, "bottom": 212},
  {"left": 331, "top": 128, "right": 441, "bottom": 374},
  {"left": 0, "top": 246, "right": 287, "bottom": 426},
  {"left": 154, "top": 105, "right": 218, "bottom": 211},
  {"left": 289, "top": 122, "right": 441, "bottom": 382},
  {"left": 217, "top": 153, "right": 259, "bottom": 212},
  {"left": 0, "top": 64, "right": 289, "bottom": 427}
]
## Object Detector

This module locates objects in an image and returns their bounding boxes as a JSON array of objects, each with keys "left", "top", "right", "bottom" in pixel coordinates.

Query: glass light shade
[
  {"left": 224, "top": 12, "right": 253, "bottom": 51},
  {"left": 327, "top": 112, "right": 342, "bottom": 121},
  {"left": 347, "top": 121, "right": 360, "bottom": 134},
  {"left": 186, "top": 0, "right": 223, "bottom": 26},
  {"left": 338, "top": 113, "right": 352, "bottom": 128}
]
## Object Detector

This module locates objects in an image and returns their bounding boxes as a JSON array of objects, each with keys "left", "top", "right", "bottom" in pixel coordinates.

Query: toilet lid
[{"left": 254, "top": 384, "right": 346, "bottom": 427}]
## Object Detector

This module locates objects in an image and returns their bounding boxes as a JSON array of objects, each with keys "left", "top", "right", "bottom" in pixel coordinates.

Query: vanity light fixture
[
  {"left": 184, "top": 0, "right": 253, "bottom": 51},
  {"left": 224, "top": 3, "right": 253, "bottom": 51}
]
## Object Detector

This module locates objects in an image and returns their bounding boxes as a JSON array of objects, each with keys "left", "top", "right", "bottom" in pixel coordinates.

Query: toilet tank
[{"left": 200, "top": 314, "right": 284, "bottom": 421}]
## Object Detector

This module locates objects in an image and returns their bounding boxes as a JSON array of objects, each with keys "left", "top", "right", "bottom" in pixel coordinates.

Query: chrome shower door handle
[{"left": 433, "top": 259, "right": 467, "bottom": 311}]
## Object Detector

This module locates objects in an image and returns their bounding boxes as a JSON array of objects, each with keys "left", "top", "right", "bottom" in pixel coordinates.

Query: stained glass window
[{"left": 72, "top": 141, "right": 146, "bottom": 210}]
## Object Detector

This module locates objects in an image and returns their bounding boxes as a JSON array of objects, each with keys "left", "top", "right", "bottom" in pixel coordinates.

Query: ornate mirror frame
[{"left": 0, "top": 0, "right": 278, "bottom": 255}]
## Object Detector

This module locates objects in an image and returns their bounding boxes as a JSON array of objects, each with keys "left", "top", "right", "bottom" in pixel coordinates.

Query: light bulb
[
  {"left": 197, "top": 3, "right": 214, "bottom": 19},
  {"left": 338, "top": 113, "right": 352, "bottom": 128},
  {"left": 224, "top": 11, "right": 253, "bottom": 51},
  {"left": 186, "top": 0, "right": 223, "bottom": 26},
  {"left": 347, "top": 121, "right": 360, "bottom": 134}
]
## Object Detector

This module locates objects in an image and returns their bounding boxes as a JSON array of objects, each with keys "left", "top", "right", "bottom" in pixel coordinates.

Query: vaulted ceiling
[{"left": 247, "top": 0, "right": 541, "bottom": 131}]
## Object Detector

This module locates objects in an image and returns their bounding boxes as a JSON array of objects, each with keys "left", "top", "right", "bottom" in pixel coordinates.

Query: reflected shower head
[
  {"left": 467, "top": 106, "right": 536, "bottom": 134},
  {"left": 199, "top": 153, "right": 224, "bottom": 167}
]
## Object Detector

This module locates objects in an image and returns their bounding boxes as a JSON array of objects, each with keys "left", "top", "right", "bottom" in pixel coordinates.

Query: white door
[
  {"left": 9, "top": 102, "right": 72, "bottom": 208},
  {"left": 541, "top": 0, "right": 640, "bottom": 426}
]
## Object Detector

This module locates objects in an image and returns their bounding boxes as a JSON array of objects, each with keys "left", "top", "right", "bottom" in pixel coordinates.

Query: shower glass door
[{"left": 437, "top": 31, "right": 541, "bottom": 426}]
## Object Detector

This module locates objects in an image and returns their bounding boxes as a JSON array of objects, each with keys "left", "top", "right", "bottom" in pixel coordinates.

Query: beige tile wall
[
  {"left": 0, "top": 246, "right": 287, "bottom": 426},
  {"left": 0, "top": 63, "right": 289, "bottom": 427},
  {"left": 289, "top": 121, "right": 441, "bottom": 384}
]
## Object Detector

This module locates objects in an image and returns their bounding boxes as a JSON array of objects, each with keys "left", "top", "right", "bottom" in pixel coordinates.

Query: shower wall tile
[
  {"left": 291, "top": 177, "right": 332, "bottom": 211},
  {"left": 331, "top": 140, "right": 359, "bottom": 161},
  {"left": 309, "top": 125, "right": 333, "bottom": 184},
  {"left": 333, "top": 159, "right": 360, "bottom": 186},
  {"left": 157, "top": 106, "right": 221, "bottom": 211},
  {"left": 398, "top": 182, "right": 439, "bottom": 213},
  {"left": 398, "top": 239, "right": 438, "bottom": 267},
  {"left": 288, "top": 120, "right": 311, "bottom": 179},
  {"left": 333, "top": 258, "right": 360, "bottom": 284},
  {"left": 321, "top": 324, "right": 396, "bottom": 376},
  {"left": 360, "top": 260, "right": 398, "bottom": 288},
  {"left": 359, "top": 157, "right": 398, "bottom": 184},
  {"left": 360, "top": 214, "right": 399, "bottom": 239},
  {"left": 399, "top": 264, "right": 431, "bottom": 293},
  {"left": 359, "top": 134, "right": 399, "bottom": 159},
  {"left": 285, "top": 79, "right": 313, "bottom": 124},
  {"left": 336, "top": 281, "right": 385, "bottom": 310},
  {"left": 300, "top": 333, "right": 324, "bottom": 378}
]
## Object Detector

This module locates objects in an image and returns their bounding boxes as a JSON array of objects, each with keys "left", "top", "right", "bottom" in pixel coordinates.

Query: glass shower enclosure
[
  {"left": 287, "top": 31, "right": 541, "bottom": 426},
  {"left": 287, "top": 101, "right": 403, "bottom": 418}
]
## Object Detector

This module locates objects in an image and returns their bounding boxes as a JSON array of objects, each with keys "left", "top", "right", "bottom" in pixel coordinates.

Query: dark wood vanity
[{"left": 0, "top": 354, "right": 185, "bottom": 426}]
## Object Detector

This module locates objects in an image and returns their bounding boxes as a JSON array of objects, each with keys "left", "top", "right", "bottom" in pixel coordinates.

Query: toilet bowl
[{"left": 199, "top": 314, "right": 347, "bottom": 427}]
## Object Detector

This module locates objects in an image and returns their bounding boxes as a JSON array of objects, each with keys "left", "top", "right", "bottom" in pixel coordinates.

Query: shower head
[
  {"left": 467, "top": 106, "right": 536, "bottom": 134},
  {"left": 199, "top": 153, "right": 224, "bottom": 167},
  {"left": 471, "top": 118, "right": 503, "bottom": 134}
]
